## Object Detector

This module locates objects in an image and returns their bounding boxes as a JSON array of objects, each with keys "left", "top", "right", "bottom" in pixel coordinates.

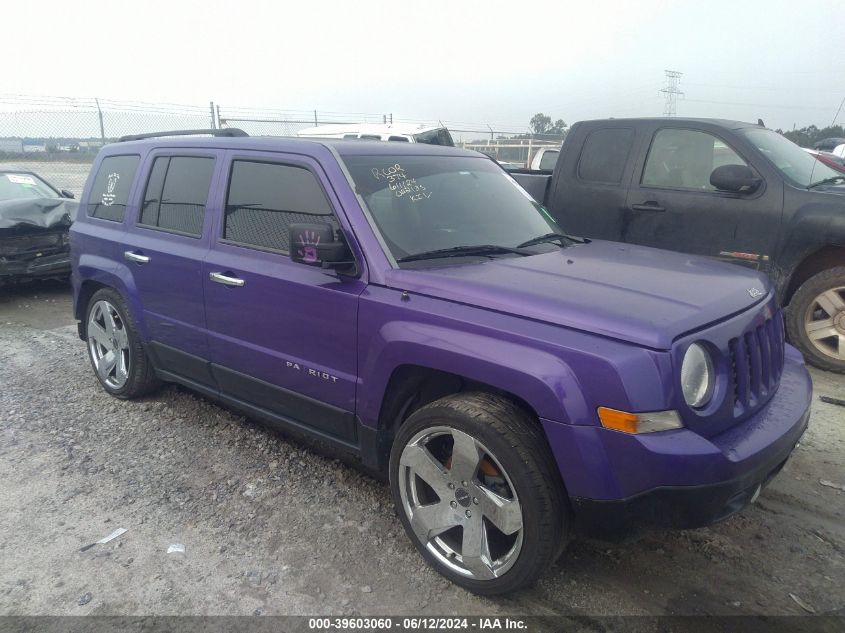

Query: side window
[
  {"left": 360, "top": 135, "right": 382, "bottom": 141},
  {"left": 87, "top": 154, "right": 140, "bottom": 222},
  {"left": 388, "top": 136, "right": 410, "bottom": 143},
  {"left": 642, "top": 128, "right": 748, "bottom": 190},
  {"left": 139, "top": 156, "right": 215, "bottom": 237},
  {"left": 538, "top": 149, "right": 559, "bottom": 170},
  {"left": 577, "top": 128, "right": 634, "bottom": 184},
  {"left": 223, "top": 160, "right": 335, "bottom": 253}
]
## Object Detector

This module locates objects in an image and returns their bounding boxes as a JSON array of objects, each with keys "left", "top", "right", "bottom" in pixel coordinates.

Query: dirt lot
[
  {"left": 0, "top": 160, "right": 93, "bottom": 198},
  {"left": 0, "top": 280, "right": 843, "bottom": 617}
]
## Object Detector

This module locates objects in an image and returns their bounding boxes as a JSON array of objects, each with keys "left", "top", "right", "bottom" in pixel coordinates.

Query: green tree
[
  {"left": 529, "top": 113, "right": 552, "bottom": 134},
  {"left": 530, "top": 113, "right": 567, "bottom": 136}
]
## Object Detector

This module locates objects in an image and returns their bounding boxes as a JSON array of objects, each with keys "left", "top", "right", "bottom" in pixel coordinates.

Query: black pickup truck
[{"left": 512, "top": 117, "right": 845, "bottom": 373}]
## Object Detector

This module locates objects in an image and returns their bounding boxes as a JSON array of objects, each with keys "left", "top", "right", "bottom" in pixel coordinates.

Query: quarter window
[
  {"left": 87, "top": 155, "right": 140, "bottom": 222},
  {"left": 577, "top": 128, "right": 633, "bottom": 184},
  {"left": 139, "top": 156, "right": 215, "bottom": 237},
  {"left": 642, "top": 129, "right": 748, "bottom": 190},
  {"left": 223, "top": 160, "right": 335, "bottom": 253}
]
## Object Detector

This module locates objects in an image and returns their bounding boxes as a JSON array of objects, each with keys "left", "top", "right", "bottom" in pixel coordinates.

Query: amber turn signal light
[{"left": 597, "top": 407, "right": 683, "bottom": 434}]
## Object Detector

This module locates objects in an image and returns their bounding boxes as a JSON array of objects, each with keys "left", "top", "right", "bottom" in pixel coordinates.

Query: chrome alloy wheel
[
  {"left": 87, "top": 300, "right": 130, "bottom": 389},
  {"left": 398, "top": 426, "right": 524, "bottom": 580},
  {"left": 804, "top": 286, "right": 845, "bottom": 361}
]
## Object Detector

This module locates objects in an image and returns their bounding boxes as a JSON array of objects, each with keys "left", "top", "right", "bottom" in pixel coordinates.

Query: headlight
[{"left": 681, "top": 342, "right": 715, "bottom": 408}]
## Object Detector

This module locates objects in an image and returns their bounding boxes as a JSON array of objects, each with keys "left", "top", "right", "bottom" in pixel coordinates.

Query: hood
[
  {"left": 0, "top": 197, "right": 79, "bottom": 232},
  {"left": 384, "top": 241, "right": 770, "bottom": 350},
  {"left": 811, "top": 183, "right": 845, "bottom": 195}
]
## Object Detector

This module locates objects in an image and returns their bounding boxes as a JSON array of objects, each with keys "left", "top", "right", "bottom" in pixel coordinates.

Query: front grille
[
  {"left": 728, "top": 310, "right": 785, "bottom": 417},
  {"left": 0, "top": 231, "right": 65, "bottom": 261}
]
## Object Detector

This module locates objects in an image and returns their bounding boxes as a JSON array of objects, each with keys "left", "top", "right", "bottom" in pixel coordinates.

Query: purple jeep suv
[{"left": 71, "top": 130, "right": 812, "bottom": 594}]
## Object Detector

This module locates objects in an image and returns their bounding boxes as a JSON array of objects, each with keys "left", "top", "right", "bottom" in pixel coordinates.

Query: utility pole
[{"left": 660, "top": 70, "right": 684, "bottom": 117}]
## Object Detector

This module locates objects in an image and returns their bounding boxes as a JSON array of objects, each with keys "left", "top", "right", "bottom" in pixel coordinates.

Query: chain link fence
[{"left": 0, "top": 95, "right": 564, "bottom": 196}]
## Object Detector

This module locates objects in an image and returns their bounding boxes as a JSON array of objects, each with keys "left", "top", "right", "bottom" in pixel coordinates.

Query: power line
[{"left": 660, "top": 70, "right": 684, "bottom": 117}]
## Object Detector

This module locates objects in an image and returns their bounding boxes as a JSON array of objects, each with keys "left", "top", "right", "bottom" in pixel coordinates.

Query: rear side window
[
  {"left": 224, "top": 160, "right": 335, "bottom": 253},
  {"left": 87, "top": 155, "right": 140, "bottom": 221},
  {"left": 577, "top": 128, "right": 634, "bottom": 184},
  {"left": 139, "top": 156, "right": 215, "bottom": 237}
]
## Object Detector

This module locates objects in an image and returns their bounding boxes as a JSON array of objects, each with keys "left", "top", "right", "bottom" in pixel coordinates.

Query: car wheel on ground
[
  {"left": 85, "top": 288, "right": 160, "bottom": 398},
  {"left": 786, "top": 266, "right": 845, "bottom": 373},
  {"left": 389, "top": 392, "right": 568, "bottom": 595}
]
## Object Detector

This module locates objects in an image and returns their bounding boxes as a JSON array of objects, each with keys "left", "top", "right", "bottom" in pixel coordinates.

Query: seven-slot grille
[{"left": 728, "top": 310, "right": 785, "bottom": 417}]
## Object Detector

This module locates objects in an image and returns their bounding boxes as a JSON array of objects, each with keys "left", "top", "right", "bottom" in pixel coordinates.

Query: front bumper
[
  {"left": 0, "top": 252, "right": 71, "bottom": 285},
  {"left": 541, "top": 345, "right": 812, "bottom": 536}
]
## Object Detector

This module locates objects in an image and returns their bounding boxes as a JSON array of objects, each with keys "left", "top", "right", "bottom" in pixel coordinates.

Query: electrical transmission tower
[{"left": 660, "top": 70, "right": 684, "bottom": 116}]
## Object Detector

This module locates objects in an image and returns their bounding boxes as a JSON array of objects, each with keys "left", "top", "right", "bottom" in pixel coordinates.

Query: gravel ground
[{"left": 0, "top": 280, "right": 843, "bottom": 616}]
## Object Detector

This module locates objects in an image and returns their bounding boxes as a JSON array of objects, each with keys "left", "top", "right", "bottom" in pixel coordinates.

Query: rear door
[
  {"left": 121, "top": 150, "right": 220, "bottom": 383},
  {"left": 548, "top": 124, "right": 638, "bottom": 240},
  {"left": 623, "top": 124, "right": 782, "bottom": 268},
  {"left": 202, "top": 151, "right": 366, "bottom": 444}
]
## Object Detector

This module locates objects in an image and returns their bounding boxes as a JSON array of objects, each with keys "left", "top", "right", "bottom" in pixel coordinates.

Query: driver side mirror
[
  {"left": 710, "top": 164, "right": 761, "bottom": 194},
  {"left": 60, "top": 189, "right": 75, "bottom": 199},
  {"left": 289, "top": 223, "right": 356, "bottom": 274}
]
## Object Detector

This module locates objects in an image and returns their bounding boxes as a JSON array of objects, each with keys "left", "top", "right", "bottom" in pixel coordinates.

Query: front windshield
[
  {"left": 0, "top": 172, "right": 57, "bottom": 201},
  {"left": 741, "top": 128, "right": 841, "bottom": 187},
  {"left": 343, "top": 155, "right": 561, "bottom": 264}
]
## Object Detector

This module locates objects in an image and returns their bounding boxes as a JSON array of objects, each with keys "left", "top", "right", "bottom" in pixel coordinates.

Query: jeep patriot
[{"left": 71, "top": 130, "right": 812, "bottom": 594}]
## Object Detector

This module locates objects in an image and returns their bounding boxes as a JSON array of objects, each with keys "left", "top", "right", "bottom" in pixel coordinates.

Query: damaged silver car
[{"left": 0, "top": 170, "right": 78, "bottom": 286}]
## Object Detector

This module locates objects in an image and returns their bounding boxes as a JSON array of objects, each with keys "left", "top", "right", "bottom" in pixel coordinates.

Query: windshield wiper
[
  {"left": 516, "top": 232, "right": 587, "bottom": 248},
  {"left": 808, "top": 176, "right": 845, "bottom": 189},
  {"left": 397, "top": 244, "right": 532, "bottom": 263}
]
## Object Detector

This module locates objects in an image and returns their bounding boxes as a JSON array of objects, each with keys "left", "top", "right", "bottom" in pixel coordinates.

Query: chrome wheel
[
  {"left": 87, "top": 300, "right": 130, "bottom": 389},
  {"left": 398, "top": 426, "right": 524, "bottom": 580},
  {"left": 804, "top": 286, "right": 845, "bottom": 361}
]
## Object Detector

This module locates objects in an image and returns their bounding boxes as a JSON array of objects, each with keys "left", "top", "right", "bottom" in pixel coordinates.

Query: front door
[
  {"left": 623, "top": 125, "right": 782, "bottom": 270},
  {"left": 203, "top": 151, "right": 365, "bottom": 444}
]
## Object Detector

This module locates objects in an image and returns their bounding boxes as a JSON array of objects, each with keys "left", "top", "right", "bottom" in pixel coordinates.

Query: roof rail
[{"left": 117, "top": 128, "right": 249, "bottom": 142}]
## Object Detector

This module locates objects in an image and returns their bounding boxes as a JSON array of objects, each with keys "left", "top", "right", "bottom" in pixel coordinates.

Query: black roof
[{"left": 578, "top": 117, "right": 760, "bottom": 130}]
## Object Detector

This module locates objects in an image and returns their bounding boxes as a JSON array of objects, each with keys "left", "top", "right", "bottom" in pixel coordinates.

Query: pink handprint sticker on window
[{"left": 297, "top": 230, "right": 321, "bottom": 264}]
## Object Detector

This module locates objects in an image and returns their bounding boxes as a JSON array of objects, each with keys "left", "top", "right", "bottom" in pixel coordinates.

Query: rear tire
[
  {"left": 389, "top": 392, "right": 568, "bottom": 595},
  {"left": 84, "top": 288, "right": 160, "bottom": 398},
  {"left": 785, "top": 266, "right": 845, "bottom": 373}
]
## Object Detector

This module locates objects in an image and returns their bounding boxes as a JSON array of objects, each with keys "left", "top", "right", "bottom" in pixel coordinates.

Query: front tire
[
  {"left": 389, "top": 392, "right": 568, "bottom": 595},
  {"left": 85, "top": 288, "right": 160, "bottom": 398},
  {"left": 785, "top": 266, "right": 845, "bottom": 373}
]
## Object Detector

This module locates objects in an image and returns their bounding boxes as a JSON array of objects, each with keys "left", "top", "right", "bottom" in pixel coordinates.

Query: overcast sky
[{"left": 4, "top": 0, "right": 844, "bottom": 134}]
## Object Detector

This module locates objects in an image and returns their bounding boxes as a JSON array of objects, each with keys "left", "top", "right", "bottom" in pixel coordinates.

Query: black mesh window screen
[
  {"left": 139, "top": 156, "right": 215, "bottom": 237},
  {"left": 224, "top": 160, "right": 335, "bottom": 253}
]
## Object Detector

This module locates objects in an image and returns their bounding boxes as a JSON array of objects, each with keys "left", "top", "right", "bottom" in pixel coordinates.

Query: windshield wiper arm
[
  {"left": 808, "top": 176, "right": 845, "bottom": 189},
  {"left": 516, "top": 232, "right": 586, "bottom": 248},
  {"left": 397, "top": 244, "right": 532, "bottom": 263}
]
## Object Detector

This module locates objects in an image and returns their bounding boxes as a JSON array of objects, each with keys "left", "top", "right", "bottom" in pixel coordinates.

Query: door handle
[
  {"left": 124, "top": 250, "right": 150, "bottom": 264},
  {"left": 630, "top": 202, "right": 666, "bottom": 212},
  {"left": 209, "top": 271, "right": 245, "bottom": 287}
]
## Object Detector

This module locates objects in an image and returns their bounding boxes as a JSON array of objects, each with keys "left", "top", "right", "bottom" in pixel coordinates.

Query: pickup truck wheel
[
  {"left": 85, "top": 288, "right": 160, "bottom": 398},
  {"left": 389, "top": 392, "right": 568, "bottom": 595},
  {"left": 786, "top": 266, "right": 845, "bottom": 373}
]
